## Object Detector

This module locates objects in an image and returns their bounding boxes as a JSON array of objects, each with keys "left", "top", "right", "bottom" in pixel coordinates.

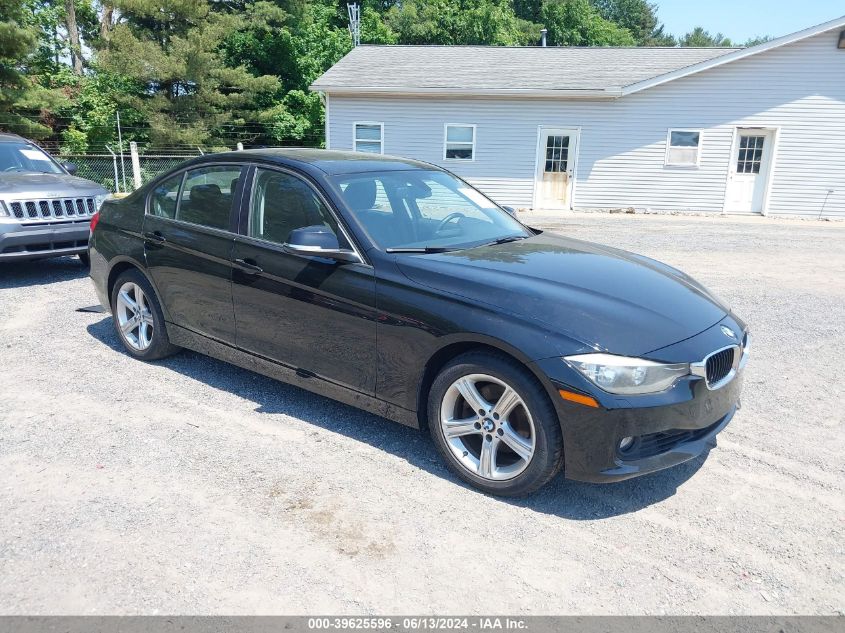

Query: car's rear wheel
[
  {"left": 428, "top": 351, "right": 563, "bottom": 496},
  {"left": 110, "top": 269, "right": 180, "bottom": 361}
]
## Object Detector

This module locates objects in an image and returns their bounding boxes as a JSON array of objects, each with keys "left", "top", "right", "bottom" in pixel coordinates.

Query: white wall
[{"left": 326, "top": 29, "right": 845, "bottom": 217}]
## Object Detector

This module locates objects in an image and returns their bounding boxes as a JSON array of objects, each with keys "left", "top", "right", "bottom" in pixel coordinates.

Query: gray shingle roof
[{"left": 311, "top": 45, "right": 739, "bottom": 95}]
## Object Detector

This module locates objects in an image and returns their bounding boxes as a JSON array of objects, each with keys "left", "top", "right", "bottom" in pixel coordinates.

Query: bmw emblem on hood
[{"left": 721, "top": 325, "right": 737, "bottom": 340}]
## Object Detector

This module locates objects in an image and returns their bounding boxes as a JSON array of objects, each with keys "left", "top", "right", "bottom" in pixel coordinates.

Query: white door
[
  {"left": 534, "top": 128, "right": 578, "bottom": 210},
  {"left": 724, "top": 129, "right": 775, "bottom": 214}
]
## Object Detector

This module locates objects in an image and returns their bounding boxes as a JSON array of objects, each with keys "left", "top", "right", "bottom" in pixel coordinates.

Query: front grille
[
  {"left": 7, "top": 197, "right": 96, "bottom": 222},
  {"left": 706, "top": 347, "right": 735, "bottom": 385}
]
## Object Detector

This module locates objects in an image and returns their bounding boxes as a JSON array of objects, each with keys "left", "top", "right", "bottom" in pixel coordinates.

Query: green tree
[
  {"left": 743, "top": 35, "right": 771, "bottom": 47},
  {"left": 679, "top": 27, "right": 733, "bottom": 47},
  {"left": 95, "top": 0, "right": 283, "bottom": 146},
  {"left": 541, "top": 0, "right": 635, "bottom": 46},
  {"left": 0, "top": 1, "right": 65, "bottom": 138},
  {"left": 385, "top": 0, "right": 535, "bottom": 46},
  {"left": 591, "top": 0, "right": 650, "bottom": 43}
]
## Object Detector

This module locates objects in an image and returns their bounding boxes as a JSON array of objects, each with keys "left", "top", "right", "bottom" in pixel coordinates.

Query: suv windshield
[
  {"left": 331, "top": 169, "right": 531, "bottom": 251},
  {"left": 0, "top": 142, "right": 64, "bottom": 175}
]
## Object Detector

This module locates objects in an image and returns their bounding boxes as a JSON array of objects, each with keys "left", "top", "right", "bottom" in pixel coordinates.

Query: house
[{"left": 310, "top": 16, "right": 845, "bottom": 218}]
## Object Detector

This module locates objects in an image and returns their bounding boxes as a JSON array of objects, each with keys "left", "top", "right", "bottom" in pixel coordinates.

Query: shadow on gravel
[
  {"left": 0, "top": 255, "right": 88, "bottom": 288},
  {"left": 86, "top": 315, "right": 711, "bottom": 520}
]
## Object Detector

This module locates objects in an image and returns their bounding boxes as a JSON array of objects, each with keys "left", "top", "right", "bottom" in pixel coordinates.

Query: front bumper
[
  {"left": 0, "top": 220, "right": 90, "bottom": 261},
  {"left": 531, "top": 315, "right": 747, "bottom": 483}
]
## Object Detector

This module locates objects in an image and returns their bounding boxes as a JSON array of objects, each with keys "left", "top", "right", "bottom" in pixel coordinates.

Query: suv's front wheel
[
  {"left": 110, "top": 269, "right": 180, "bottom": 361},
  {"left": 428, "top": 351, "right": 564, "bottom": 496}
]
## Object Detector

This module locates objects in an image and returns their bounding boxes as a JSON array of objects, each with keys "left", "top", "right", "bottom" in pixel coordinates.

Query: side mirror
[
  {"left": 502, "top": 205, "right": 516, "bottom": 216},
  {"left": 63, "top": 162, "right": 78, "bottom": 175},
  {"left": 284, "top": 225, "right": 361, "bottom": 263}
]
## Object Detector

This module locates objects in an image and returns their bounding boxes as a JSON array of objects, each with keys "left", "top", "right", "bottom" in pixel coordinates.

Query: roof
[
  {"left": 0, "top": 133, "right": 26, "bottom": 143},
  {"left": 311, "top": 46, "right": 736, "bottom": 97},
  {"left": 311, "top": 14, "right": 845, "bottom": 99},
  {"left": 200, "top": 148, "right": 433, "bottom": 176}
]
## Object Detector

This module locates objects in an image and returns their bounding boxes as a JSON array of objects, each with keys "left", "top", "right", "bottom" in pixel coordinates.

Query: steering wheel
[
  {"left": 435, "top": 212, "right": 466, "bottom": 233},
  {"left": 3, "top": 166, "right": 23, "bottom": 172}
]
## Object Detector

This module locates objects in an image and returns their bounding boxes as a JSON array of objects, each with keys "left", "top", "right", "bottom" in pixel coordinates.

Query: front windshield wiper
[
  {"left": 477, "top": 235, "right": 529, "bottom": 248},
  {"left": 385, "top": 246, "right": 460, "bottom": 254}
]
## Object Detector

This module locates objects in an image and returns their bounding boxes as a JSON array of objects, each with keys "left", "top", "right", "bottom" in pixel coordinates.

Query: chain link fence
[{"left": 62, "top": 151, "right": 202, "bottom": 194}]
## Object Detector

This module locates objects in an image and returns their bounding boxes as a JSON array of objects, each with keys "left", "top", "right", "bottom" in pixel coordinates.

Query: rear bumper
[{"left": 0, "top": 220, "right": 89, "bottom": 261}]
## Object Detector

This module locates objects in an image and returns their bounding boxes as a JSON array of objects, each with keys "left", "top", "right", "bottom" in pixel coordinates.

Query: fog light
[{"left": 619, "top": 436, "right": 635, "bottom": 451}]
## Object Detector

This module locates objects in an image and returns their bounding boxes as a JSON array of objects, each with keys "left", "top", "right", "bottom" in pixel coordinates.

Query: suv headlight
[
  {"left": 94, "top": 194, "right": 108, "bottom": 211},
  {"left": 564, "top": 353, "right": 689, "bottom": 395}
]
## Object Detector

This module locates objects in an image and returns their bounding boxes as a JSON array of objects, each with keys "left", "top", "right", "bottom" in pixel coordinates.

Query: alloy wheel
[
  {"left": 115, "top": 281, "right": 154, "bottom": 351},
  {"left": 439, "top": 373, "right": 536, "bottom": 481}
]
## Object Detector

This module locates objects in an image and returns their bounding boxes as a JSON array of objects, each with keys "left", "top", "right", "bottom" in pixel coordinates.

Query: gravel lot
[{"left": 0, "top": 212, "right": 843, "bottom": 615}]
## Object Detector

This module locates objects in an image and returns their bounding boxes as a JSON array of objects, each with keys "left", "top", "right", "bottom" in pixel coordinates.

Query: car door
[
  {"left": 231, "top": 166, "right": 378, "bottom": 395},
  {"left": 143, "top": 164, "right": 245, "bottom": 343}
]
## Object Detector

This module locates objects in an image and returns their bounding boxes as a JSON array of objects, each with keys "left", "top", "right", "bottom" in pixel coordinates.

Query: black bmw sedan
[{"left": 88, "top": 149, "right": 748, "bottom": 496}]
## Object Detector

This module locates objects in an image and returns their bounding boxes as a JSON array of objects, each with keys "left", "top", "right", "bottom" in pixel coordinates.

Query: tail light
[{"left": 89, "top": 211, "right": 100, "bottom": 232}]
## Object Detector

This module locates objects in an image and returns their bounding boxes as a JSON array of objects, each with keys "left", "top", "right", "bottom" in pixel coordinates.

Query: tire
[
  {"left": 77, "top": 252, "right": 90, "bottom": 267},
  {"left": 110, "top": 269, "right": 180, "bottom": 361},
  {"left": 428, "top": 351, "right": 563, "bottom": 497}
]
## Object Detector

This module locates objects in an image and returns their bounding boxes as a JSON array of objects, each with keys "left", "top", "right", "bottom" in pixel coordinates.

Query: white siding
[{"left": 326, "top": 29, "right": 845, "bottom": 217}]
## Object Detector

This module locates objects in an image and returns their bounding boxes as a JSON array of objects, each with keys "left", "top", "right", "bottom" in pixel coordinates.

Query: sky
[{"left": 654, "top": 0, "right": 843, "bottom": 44}]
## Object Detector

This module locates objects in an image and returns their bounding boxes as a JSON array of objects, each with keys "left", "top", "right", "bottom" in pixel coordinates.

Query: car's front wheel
[
  {"left": 428, "top": 351, "right": 564, "bottom": 496},
  {"left": 110, "top": 269, "right": 180, "bottom": 361}
]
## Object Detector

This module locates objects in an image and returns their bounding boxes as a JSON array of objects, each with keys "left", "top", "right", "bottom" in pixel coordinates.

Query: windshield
[
  {"left": 0, "top": 142, "right": 64, "bottom": 175},
  {"left": 331, "top": 169, "right": 531, "bottom": 251}
]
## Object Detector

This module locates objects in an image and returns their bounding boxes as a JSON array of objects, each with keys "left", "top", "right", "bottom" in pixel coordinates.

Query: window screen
[
  {"left": 354, "top": 123, "right": 383, "bottom": 154},
  {"left": 445, "top": 125, "right": 475, "bottom": 160},
  {"left": 666, "top": 130, "right": 701, "bottom": 166}
]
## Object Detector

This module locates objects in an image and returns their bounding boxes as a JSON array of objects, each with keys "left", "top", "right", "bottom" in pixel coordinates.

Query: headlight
[
  {"left": 563, "top": 353, "right": 689, "bottom": 395},
  {"left": 94, "top": 194, "right": 108, "bottom": 211}
]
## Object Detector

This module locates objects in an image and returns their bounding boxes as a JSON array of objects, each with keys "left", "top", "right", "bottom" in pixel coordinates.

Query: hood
[
  {"left": 0, "top": 172, "right": 107, "bottom": 197},
  {"left": 396, "top": 232, "right": 729, "bottom": 357}
]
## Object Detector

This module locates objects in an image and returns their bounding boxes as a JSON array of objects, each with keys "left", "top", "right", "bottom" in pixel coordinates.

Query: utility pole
[{"left": 347, "top": 3, "right": 361, "bottom": 47}]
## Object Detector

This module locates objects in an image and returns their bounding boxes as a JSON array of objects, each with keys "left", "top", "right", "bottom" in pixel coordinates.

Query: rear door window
[
  {"left": 177, "top": 166, "right": 244, "bottom": 231},
  {"left": 149, "top": 173, "right": 183, "bottom": 219}
]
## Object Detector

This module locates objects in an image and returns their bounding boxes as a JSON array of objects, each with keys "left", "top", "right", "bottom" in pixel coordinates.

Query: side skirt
[{"left": 168, "top": 323, "right": 419, "bottom": 429}]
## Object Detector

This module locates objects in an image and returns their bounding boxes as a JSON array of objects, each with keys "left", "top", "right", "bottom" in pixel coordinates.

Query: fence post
[
  {"left": 105, "top": 145, "right": 120, "bottom": 194},
  {"left": 130, "top": 141, "right": 142, "bottom": 190}
]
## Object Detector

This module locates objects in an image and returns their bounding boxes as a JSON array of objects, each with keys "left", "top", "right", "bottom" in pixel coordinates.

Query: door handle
[
  {"left": 234, "top": 258, "right": 263, "bottom": 274},
  {"left": 143, "top": 231, "right": 166, "bottom": 244}
]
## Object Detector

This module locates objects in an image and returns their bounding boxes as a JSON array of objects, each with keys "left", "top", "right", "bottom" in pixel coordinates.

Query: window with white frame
[
  {"left": 354, "top": 122, "right": 383, "bottom": 154},
  {"left": 444, "top": 124, "right": 476, "bottom": 160},
  {"left": 665, "top": 129, "right": 701, "bottom": 166}
]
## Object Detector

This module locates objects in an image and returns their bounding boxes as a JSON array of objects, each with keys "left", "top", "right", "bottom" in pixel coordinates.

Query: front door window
[
  {"left": 736, "top": 135, "right": 765, "bottom": 174},
  {"left": 544, "top": 135, "right": 569, "bottom": 173},
  {"left": 248, "top": 168, "right": 340, "bottom": 245}
]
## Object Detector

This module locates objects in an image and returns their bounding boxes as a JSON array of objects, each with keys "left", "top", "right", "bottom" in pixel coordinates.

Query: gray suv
[{"left": 0, "top": 133, "right": 108, "bottom": 264}]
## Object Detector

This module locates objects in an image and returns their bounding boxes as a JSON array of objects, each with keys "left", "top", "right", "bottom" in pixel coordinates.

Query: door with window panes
[
  {"left": 231, "top": 167, "right": 378, "bottom": 394},
  {"left": 534, "top": 128, "right": 578, "bottom": 210},
  {"left": 724, "top": 129, "right": 775, "bottom": 214}
]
